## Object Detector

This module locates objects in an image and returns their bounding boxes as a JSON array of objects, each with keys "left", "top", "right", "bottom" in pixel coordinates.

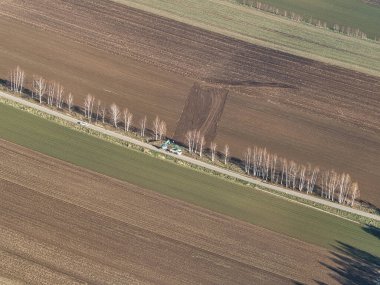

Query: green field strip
[
  {"left": 113, "top": 0, "right": 380, "bottom": 76},
  {"left": 0, "top": 102, "right": 379, "bottom": 256},
  {"left": 235, "top": 0, "right": 380, "bottom": 39}
]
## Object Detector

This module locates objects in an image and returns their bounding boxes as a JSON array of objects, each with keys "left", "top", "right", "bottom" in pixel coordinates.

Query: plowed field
[
  {"left": 0, "top": 0, "right": 379, "bottom": 205},
  {"left": 0, "top": 140, "right": 342, "bottom": 284},
  {"left": 174, "top": 83, "right": 228, "bottom": 142}
]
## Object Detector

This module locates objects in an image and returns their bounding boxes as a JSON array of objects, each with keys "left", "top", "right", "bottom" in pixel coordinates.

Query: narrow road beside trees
[{"left": 1, "top": 91, "right": 379, "bottom": 221}]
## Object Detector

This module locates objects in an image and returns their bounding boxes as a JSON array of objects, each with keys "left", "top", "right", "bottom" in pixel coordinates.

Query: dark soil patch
[{"left": 174, "top": 83, "right": 228, "bottom": 143}]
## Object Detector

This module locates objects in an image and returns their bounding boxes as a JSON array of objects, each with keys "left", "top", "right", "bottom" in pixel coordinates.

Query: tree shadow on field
[
  {"left": 363, "top": 225, "right": 380, "bottom": 240},
  {"left": 315, "top": 239, "right": 380, "bottom": 285},
  {"left": 358, "top": 200, "right": 380, "bottom": 216},
  {"left": 0, "top": 78, "right": 33, "bottom": 99}
]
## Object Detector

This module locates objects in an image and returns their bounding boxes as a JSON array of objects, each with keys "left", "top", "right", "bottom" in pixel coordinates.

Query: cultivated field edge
[
  {"left": 112, "top": 0, "right": 380, "bottom": 77},
  {"left": 0, "top": 96, "right": 378, "bottom": 227}
]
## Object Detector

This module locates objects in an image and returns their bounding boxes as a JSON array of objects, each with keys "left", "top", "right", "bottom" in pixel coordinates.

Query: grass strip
[{"left": 0, "top": 99, "right": 379, "bottom": 256}]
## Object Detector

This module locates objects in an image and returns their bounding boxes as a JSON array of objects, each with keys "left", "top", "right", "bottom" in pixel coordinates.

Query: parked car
[{"left": 77, "top": 121, "right": 88, "bottom": 126}]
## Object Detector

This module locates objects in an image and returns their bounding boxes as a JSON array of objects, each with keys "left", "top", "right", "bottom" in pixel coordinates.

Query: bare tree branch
[
  {"left": 32, "top": 76, "right": 46, "bottom": 104},
  {"left": 110, "top": 103, "right": 120, "bottom": 128},
  {"left": 210, "top": 142, "right": 217, "bottom": 162},
  {"left": 224, "top": 144, "right": 229, "bottom": 165},
  {"left": 8, "top": 66, "right": 25, "bottom": 93},
  {"left": 140, "top": 115, "right": 147, "bottom": 137},
  {"left": 66, "top": 93, "right": 74, "bottom": 112}
]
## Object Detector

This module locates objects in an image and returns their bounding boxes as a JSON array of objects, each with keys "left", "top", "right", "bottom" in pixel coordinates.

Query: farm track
[
  {"left": 0, "top": 140, "right": 340, "bottom": 284},
  {"left": 0, "top": 0, "right": 379, "bottom": 205}
]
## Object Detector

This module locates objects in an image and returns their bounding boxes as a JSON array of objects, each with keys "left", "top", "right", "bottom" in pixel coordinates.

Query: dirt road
[
  {"left": 0, "top": 0, "right": 379, "bottom": 206},
  {"left": 0, "top": 139, "right": 343, "bottom": 284}
]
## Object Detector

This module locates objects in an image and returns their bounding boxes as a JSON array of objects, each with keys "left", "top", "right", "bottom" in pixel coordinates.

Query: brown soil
[
  {"left": 0, "top": 139, "right": 342, "bottom": 284},
  {"left": 0, "top": 0, "right": 379, "bottom": 206},
  {"left": 174, "top": 83, "right": 228, "bottom": 143}
]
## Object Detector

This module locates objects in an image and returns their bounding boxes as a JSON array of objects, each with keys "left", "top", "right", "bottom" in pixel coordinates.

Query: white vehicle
[
  {"left": 170, "top": 147, "right": 182, "bottom": 155},
  {"left": 77, "top": 121, "right": 88, "bottom": 126}
]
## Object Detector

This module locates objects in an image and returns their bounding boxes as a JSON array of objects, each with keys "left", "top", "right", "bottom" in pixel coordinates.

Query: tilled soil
[
  {"left": 0, "top": 139, "right": 340, "bottom": 284},
  {"left": 0, "top": 0, "right": 379, "bottom": 205},
  {"left": 174, "top": 83, "right": 228, "bottom": 142}
]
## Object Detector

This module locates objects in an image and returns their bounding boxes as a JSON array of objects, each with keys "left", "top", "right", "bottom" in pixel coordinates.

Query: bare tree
[
  {"left": 270, "top": 153, "right": 278, "bottom": 183},
  {"left": 110, "top": 103, "right": 120, "bottom": 128},
  {"left": 66, "top": 93, "right": 74, "bottom": 112},
  {"left": 158, "top": 120, "right": 166, "bottom": 140},
  {"left": 192, "top": 130, "right": 198, "bottom": 153},
  {"left": 350, "top": 182, "right": 359, "bottom": 207},
  {"left": 263, "top": 151, "right": 270, "bottom": 181},
  {"left": 126, "top": 112, "right": 133, "bottom": 132},
  {"left": 152, "top": 116, "right": 160, "bottom": 140},
  {"left": 199, "top": 135, "right": 205, "bottom": 157},
  {"left": 244, "top": 147, "right": 252, "bottom": 175},
  {"left": 55, "top": 83, "right": 64, "bottom": 109},
  {"left": 47, "top": 81, "right": 56, "bottom": 106},
  {"left": 123, "top": 108, "right": 129, "bottom": 132},
  {"left": 140, "top": 116, "right": 147, "bottom": 137},
  {"left": 252, "top": 147, "right": 259, "bottom": 177},
  {"left": 185, "top": 130, "right": 197, "bottom": 153},
  {"left": 32, "top": 76, "right": 46, "bottom": 104},
  {"left": 327, "top": 170, "right": 339, "bottom": 201},
  {"left": 338, "top": 173, "right": 351, "bottom": 204},
  {"left": 8, "top": 66, "right": 25, "bottom": 93},
  {"left": 288, "top": 161, "right": 298, "bottom": 190},
  {"left": 223, "top": 144, "right": 230, "bottom": 165},
  {"left": 257, "top": 148, "right": 264, "bottom": 178},
  {"left": 210, "top": 142, "right": 217, "bottom": 162},
  {"left": 185, "top": 130, "right": 192, "bottom": 153},
  {"left": 101, "top": 106, "right": 106, "bottom": 124},
  {"left": 298, "top": 165, "right": 306, "bottom": 191},
  {"left": 194, "top": 131, "right": 200, "bottom": 153},
  {"left": 321, "top": 170, "right": 329, "bottom": 198},
  {"left": 95, "top": 100, "right": 101, "bottom": 122},
  {"left": 280, "top": 158, "right": 288, "bottom": 186},
  {"left": 84, "top": 94, "right": 95, "bottom": 121},
  {"left": 306, "top": 166, "right": 319, "bottom": 194}
]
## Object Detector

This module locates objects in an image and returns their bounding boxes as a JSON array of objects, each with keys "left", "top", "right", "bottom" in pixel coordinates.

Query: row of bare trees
[
  {"left": 30, "top": 76, "right": 66, "bottom": 108},
  {"left": 8, "top": 68, "right": 68, "bottom": 109},
  {"left": 321, "top": 170, "right": 359, "bottom": 206},
  {"left": 83, "top": 97, "right": 166, "bottom": 140},
  {"left": 152, "top": 116, "right": 167, "bottom": 140},
  {"left": 86, "top": 99, "right": 167, "bottom": 140},
  {"left": 185, "top": 130, "right": 205, "bottom": 155},
  {"left": 242, "top": 145, "right": 359, "bottom": 206},
  {"left": 8, "top": 66, "right": 24, "bottom": 93},
  {"left": 7, "top": 67, "right": 168, "bottom": 140},
  {"left": 185, "top": 129, "right": 231, "bottom": 164},
  {"left": 239, "top": 0, "right": 369, "bottom": 40},
  {"left": 6, "top": 67, "right": 360, "bottom": 206},
  {"left": 182, "top": 128, "right": 360, "bottom": 206}
]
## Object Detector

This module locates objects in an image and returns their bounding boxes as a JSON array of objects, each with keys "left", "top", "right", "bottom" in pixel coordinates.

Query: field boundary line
[
  {"left": 1, "top": 91, "right": 379, "bottom": 222},
  {"left": 112, "top": 0, "right": 380, "bottom": 77},
  {"left": 253, "top": 185, "right": 360, "bottom": 224}
]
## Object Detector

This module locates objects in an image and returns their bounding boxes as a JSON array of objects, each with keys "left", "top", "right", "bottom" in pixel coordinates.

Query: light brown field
[
  {"left": 0, "top": 140, "right": 343, "bottom": 284},
  {"left": 0, "top": 0, "right": 379, "bottom": 206}
]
